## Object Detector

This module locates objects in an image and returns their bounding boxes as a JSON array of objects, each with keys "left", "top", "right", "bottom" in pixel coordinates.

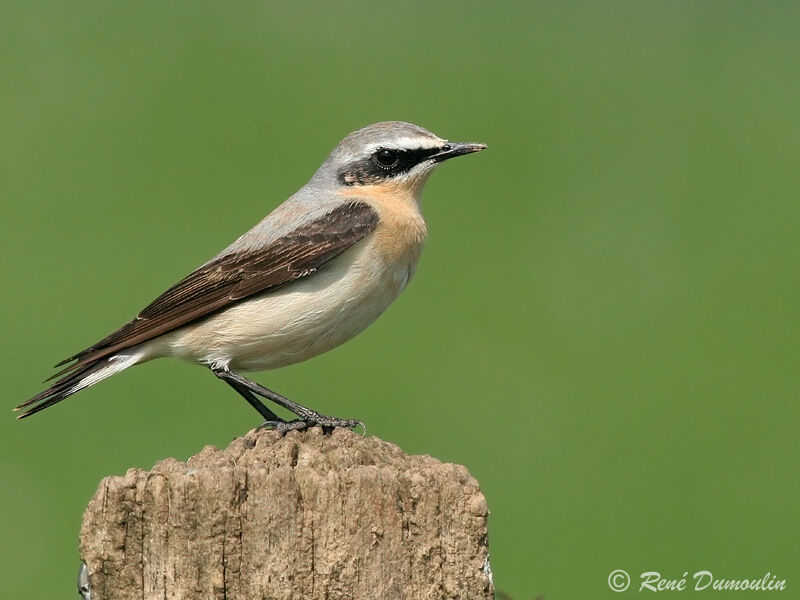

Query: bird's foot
[{"left": 257, "top": 416, "right": 365, "bottom": 434}]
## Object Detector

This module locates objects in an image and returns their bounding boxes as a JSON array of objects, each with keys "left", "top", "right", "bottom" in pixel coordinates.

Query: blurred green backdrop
[{"left": 2, "top": 2, "right": 799, "bottom": 598}]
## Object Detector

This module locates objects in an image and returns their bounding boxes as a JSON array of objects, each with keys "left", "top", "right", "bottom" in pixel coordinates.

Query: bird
[{"left": 15, "top": 121, "right": 486, "bottom": 430}]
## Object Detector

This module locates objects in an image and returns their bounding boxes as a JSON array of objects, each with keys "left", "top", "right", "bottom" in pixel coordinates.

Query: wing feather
[{"left": 53, "top": 201, "right": 379, "bottom": 374}]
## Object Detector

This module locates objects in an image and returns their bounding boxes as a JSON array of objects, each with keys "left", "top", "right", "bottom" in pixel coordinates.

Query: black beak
[{"left": 430, "top": 141, "right": 487, "bottom": 163}]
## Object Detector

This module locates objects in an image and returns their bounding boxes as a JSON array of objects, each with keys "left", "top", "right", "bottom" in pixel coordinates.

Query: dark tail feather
[
  {"left": 16, "top": 353, "right": 139, "bottom": 419},
  {"left": 44, "top": 359, "right": 86, "bottom": 383},
  {"left": 53, "top": 355, "right": 76, "bottom": 368},
  {"left": 53, "top": 348, "right": 92, "bottom": 368},
  {"left": 15, "top": 359, "right": 109, "bottom": 418}
]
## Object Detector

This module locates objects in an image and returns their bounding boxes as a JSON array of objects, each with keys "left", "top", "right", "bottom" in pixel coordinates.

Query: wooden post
[{"left": 79, "top": 427, "right": 494, "bottom": 599}]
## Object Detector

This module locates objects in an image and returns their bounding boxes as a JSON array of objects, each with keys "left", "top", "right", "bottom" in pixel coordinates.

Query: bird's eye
[{"left": 375, "top": 148, "right": 399, "bottom": 167}]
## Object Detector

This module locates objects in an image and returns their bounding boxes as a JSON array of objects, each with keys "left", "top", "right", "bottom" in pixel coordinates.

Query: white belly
[{"left": 161, "top": 237, "right": 420, "bottom": 371}]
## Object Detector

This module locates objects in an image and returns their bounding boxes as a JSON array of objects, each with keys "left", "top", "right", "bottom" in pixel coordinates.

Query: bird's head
[{"left": 316, "top": 121, "right": 486, "bottom": 197}]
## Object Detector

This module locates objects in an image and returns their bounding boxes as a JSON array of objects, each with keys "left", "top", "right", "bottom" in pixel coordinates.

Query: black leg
[
  {"left": 211, "top": 366, "right": 363, "bottom": 432},
  {"left": 221, "top": 376, "right": 286, "bottom": 424}
]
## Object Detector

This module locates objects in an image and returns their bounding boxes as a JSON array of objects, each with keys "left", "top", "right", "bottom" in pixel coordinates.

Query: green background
[{"left": 2, "top": 2, "right": 798, "bottom": 598}]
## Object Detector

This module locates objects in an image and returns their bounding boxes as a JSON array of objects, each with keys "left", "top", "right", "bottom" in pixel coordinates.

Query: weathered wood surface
[{"left": 79, "top": 427, "right": 493, "bottom": 600}]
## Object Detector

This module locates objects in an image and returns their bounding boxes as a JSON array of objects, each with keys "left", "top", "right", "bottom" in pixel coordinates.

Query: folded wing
[{"left": 16, "top": 200, "right": 378, "bottom": 416}]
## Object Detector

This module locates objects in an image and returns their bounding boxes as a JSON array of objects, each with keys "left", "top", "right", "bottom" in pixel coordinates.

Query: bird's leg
[
  {"left": 212, "top": 367, "right": 364, "bottom": 432},
  {"left": 219, "top": 374, "right": 287, "bottom": 426}
]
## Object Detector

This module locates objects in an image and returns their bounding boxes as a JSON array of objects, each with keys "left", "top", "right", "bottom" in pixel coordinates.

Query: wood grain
[{"left": 80, "top": 428, "right": 493, "bottom": 600}]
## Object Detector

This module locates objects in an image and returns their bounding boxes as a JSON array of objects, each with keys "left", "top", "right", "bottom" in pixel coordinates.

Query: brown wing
[{"left": 53, "top": 201, "right": 379, "bottom": 375}]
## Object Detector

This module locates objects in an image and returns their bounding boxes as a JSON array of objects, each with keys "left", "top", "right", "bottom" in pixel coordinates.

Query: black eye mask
[{"left": 337, "top": 146, "right": 441, "bottom": 186}]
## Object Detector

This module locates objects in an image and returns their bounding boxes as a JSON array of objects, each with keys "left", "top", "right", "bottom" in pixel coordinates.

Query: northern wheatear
[{"left": 16, "top": 121, "right": 486, "bottom": 430}]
